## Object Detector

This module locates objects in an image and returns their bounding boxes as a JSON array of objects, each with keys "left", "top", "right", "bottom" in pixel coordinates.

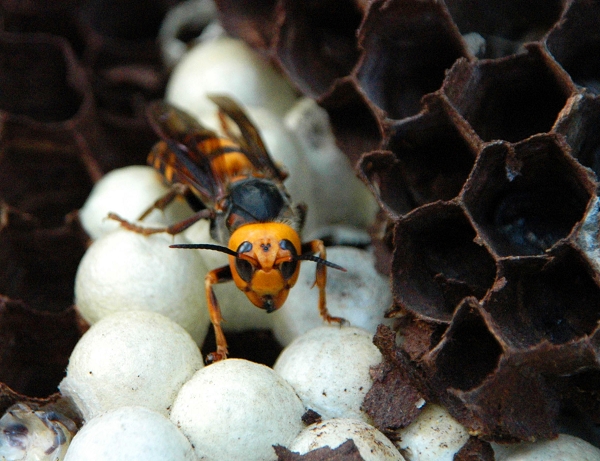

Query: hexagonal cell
[
  {"left": 0, "top": 33, "right": 83, "bottom": 123},
  {"left": 275, "top": 0, "right": 364, "bottom": 98},
  {"left": 391, "top": 202, "right": 497, "bottom": 323},
  {"left": 0, "top": 215, "right": 89, "bottom": 313},
  {"left": 575, "top": 196, "right": 600, "bottom": 281},
  {"left": 358, "top": 151, "right": 414, "bottom": 219},
  {"left": 546, "top": 0, "right": 600, "bottom": 92},
  {"left": 445, "top": 0, "right": 564, "bottom": 58},
  {"left": 553, "top": 92, "right": 600, "bottom": 178},
  {"left": 484, "top": 248, "right": 600, "bottom": 349},
  {"left": 515, "top": 330, "right": 600, "bottom": 378},
  {"left": 318, "top": 77, "right": 384, "bottom": 164},
  {"left": 1, "top": 1, "right": 84, "bottom": 54},
  {"left": 0, "top": 33, "right": 102, "bottom": 218},
  {"left": 214, "top": 0, "right": 278, "bottom": 50},
  {"left": 442, "top": 44, "right": 574, "bottom": 143},
  {"left": 79, "top": 0, "right": 174, "bottom": 42},
  {"left": 426, "top": 298, "right": 502, "bottom": 393},
  {"left": 462, "top": 135, "right": 596, "bottom": 257},
  {"left": 0, "top": 143, "right": 95, "bottom": 227},
  {"left": 0, "top": 298, "right": 81, "bottom": 397},
  {"left": 564, "top": 368, "right": 600, "bottom": 425},
  {"left": 450, "top": 353, "right": 561, "bottom": 441},
  {"left": 76, "top": 1, "right": 171, "bottom": 169},
  {"left": 359, "top": 96, "right": 479, "bottom": 218},
  {"left": 0, "top": 208, "right": 86, "bottom": 398},
  {"left": 356, "top": 0, "right": 468, "bottom": 120}
]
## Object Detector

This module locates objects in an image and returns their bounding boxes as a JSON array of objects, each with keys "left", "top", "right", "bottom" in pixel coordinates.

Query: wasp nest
[
  {"left": 214, "top": 0, "right": 600, "bottom": 446},
  {"left": 2, "top": 0, "right": 600, "bottom": 458},
  {"left": 0, "top": 0, "right": 186, "bottom": 415}
]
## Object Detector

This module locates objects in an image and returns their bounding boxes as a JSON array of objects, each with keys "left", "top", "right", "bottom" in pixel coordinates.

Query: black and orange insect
[{"left": 109, "top": 95, "right": 346, "bottom": 362}]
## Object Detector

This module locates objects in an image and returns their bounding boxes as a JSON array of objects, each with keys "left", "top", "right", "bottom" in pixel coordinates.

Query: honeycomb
[
  {"left": 1, "top": 0, "right": 600, "bottom": 451},
  {"left": 0, "top": 0, "right": 176, "bottom": 406},
  {"left": 215, "top": 0, "right": 600, "bottom": 444}
]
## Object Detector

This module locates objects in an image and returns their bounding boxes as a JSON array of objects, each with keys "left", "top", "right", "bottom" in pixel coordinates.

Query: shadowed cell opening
[
  {"left": 214, "top": 0, "right": 278, "bottom": 49},
  {"left": 358, "top": 151, "right": 416, "bottom": 218},
  {"left": 384, "top": 104, "right": 478, "bottom": 206},
  {"left": 429, "top": 299, "right": 502, "bottom": 391},
  {"left": 319, "top": 78, "right": 384, "bottom": 164},
  {"left": 392, "top": 202, "right": 497, "bottom": 323},
  {"left": 358, "top": 101, "right": 478, "bottom": 217},
  {"left": 0, "top": 144, "right": 95, "bottom": 227},
  {"left": 463, "top": 136, "right": 595, "bottom": 257},
  {"left": 446, "top": 0, "right": 564, "bottom": 58},
  {"left": 81, "top": 0, "right": 174, "bottom": 41},
  {"left": 276, "top": 0, "right": 363, "bottom": 98},
  {"left": 553, "top": 94, "right": 600, "bottom": 180},
  {"left": 485, "top": 250, "right": 600, "bottom": 348},
  {"left": 0, "top": 35, "right": 83, "bottom": 122},
  {"left": 546, "top": 0, "right": 600, "bottom": 93},
  {"left": 443, "top": 46, "right": 573, "bottom": 143},
  {"left": 357, "top": 0, "right": 467, "bottom": 120}
]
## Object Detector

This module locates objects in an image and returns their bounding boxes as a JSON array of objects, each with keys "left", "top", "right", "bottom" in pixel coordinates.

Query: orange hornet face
[{"left": 228, "top": 223, "right": 302, "bottom": 313}]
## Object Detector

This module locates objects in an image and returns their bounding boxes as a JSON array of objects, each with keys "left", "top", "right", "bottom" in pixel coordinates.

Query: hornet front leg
[
  {"left": 302, "top": 240, "right": 346, "bottom": 325},
  {"left": 204, "top": 265, "right": 233, "bottom": 363}
]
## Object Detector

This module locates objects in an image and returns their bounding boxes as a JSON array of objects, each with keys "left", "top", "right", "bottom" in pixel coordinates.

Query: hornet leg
[
  {"left": 205, "top": 265, "right": 233, "bottom": 363},
  {"left": 302, "top": 240, "right": 346, "bottom": 325},
  {"left": 137, "top": 183, "right": 190, "bottom": 221},
  {"left": 108, "top": 180, "right": 214, "bottom": 236},
  {"left": 107, "top": 208, "right": 214, "bottom": 236}
]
